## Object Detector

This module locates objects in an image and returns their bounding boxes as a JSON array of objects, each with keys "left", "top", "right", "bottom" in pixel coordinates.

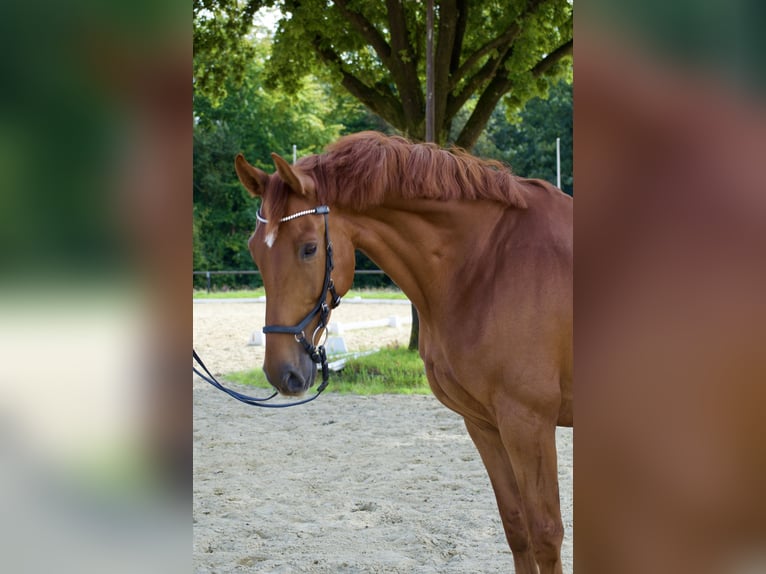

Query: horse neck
[{"left": 336, "top": 198, "right": 505, "bottom": 322}]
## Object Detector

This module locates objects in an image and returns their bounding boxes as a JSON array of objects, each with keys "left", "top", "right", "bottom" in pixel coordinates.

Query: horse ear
[
  {"left": 271, "top": 153, "right": 309, "bottom": 197},
  {"left": 235, "top": 154, "right": 269, "bottom": 198}
]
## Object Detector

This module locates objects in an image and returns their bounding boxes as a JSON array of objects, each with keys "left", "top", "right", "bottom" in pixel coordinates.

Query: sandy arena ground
[{"left": 194, "top": 299, "right": 573, "bottom": 573}]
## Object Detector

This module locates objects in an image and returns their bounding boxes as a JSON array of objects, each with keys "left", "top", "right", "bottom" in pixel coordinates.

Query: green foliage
[
  {"left": 229, "top": 345, "right": 430, "bottom": 395},
  {"left": 194, "top": 0, "right": 573, "bottom": 147},
  {"left": 328, "top": 93, "right": 396, "bottom": 136},
  {"left": 194, "top": 38, "right": 344, "bottom": 161},
  {"left": 353, "top": 251, "right": 397, "bottom": 289},
  {"left": 192, "top": 214, "right": 209, "bottom": 271},
  {"left": 193, "top": 0, "right": 267, "bottom": 105},
  {"left": 472, "top": 78, "right": 573, "bottom": 195}
]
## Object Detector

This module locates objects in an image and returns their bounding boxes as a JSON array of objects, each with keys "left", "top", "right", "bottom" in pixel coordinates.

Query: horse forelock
[
  {"left": 260, "top": 177, "right": 290, "bottom": 245},
  {"left": 311, "top": 131, "right": 528, "bottom": 211},
  {"left": 259, "top": 159, "right": 326, "bottom": 246}
]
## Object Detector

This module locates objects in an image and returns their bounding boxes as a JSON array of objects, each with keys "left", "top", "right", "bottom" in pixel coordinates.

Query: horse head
[{"left": 235, "top": 152, "right": 355, "bottom": 396}]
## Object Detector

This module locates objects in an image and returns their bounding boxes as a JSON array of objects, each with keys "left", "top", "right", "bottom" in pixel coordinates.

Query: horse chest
[{"left": 420, "top": 333, "right": 498, "bottom": 425}]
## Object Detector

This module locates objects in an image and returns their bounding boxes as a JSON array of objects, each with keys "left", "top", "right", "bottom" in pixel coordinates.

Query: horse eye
[{"left": 301, "top": 243, "right": 318, "bottom": 259}]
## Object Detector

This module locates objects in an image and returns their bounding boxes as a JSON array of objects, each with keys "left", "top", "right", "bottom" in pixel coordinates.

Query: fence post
[{"left": 206, "top": 271, "right": 211, "bottom": 294}]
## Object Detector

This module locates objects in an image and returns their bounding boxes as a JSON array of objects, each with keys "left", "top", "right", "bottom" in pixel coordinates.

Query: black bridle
[{"left": 193, "top": 205, "right": 341, "bottom": 408}]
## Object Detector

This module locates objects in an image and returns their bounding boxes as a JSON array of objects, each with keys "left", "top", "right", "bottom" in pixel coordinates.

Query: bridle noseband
[{"left": 193, "top": 205, "right": 342, "bottom": 408}]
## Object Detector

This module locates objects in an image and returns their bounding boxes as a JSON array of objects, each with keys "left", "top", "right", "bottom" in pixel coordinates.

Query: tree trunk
[
  {"left": 408, "top": 303, "right": 420, "bottom": 351},
  {"left": 408, "top": 0, "right": 434, "bottom": 352}
]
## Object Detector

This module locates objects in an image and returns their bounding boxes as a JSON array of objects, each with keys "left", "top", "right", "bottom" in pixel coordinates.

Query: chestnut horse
[{"left": 235, "top": 131, "right": 572, "bottom": 574}]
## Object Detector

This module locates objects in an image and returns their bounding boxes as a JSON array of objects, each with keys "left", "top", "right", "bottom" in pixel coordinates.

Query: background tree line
[{"left": 193, "top": 2, "right": 572, "bottom": 289}]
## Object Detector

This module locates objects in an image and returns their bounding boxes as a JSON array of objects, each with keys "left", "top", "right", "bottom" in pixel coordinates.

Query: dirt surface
[{"left": 194, "top": 300, "right": 573, "bottom": 573}]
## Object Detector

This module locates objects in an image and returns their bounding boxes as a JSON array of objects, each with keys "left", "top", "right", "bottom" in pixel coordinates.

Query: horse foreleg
[
  {"left": 464, "top": 418, "right": 538, "bottom": 574},
  {"left": 498, "top": 408, "right": 564, "bottom": 574}
]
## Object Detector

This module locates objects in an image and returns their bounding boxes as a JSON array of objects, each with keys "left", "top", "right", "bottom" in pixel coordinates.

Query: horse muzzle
[{"left": 266, "top": 360, "right": 317, "bottom": 397}]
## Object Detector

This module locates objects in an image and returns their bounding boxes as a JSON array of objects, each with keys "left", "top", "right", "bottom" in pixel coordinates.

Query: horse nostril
[{"left": 281, "top": 370, "right": 306, "bottom": 395}]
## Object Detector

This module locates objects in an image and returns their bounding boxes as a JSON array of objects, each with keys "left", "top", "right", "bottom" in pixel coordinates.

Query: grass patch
[
  {"left": 226, "top": 345, "right": 430, "bottom": 395},
  {"left": 193, "top": 287, "right": 407, "bottom": 300},
  {"left": 345, "top": 288, "right": 408, "bottom": 300},
  {"left": 193, "top": 288, "right": 265, "bottom": 299}
]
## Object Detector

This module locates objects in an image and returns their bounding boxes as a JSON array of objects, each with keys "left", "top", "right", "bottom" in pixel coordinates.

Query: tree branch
[
  {"left": 451, "top": 23, "right": 520, "bottom": 89},
  {"left": 385, "top": 0, "right": 424, "bottom": 129},
  {"left": 450, "top": 0, "right": 468, "bottom": 74},
  {"left": 333, "top": 0, "right": 391, "bottom": 60},
  {"left": 450, "top": 0, "right": 545, "bottom": 88},
  {"left": 446, "top": 46, "right": 510, "bottom": 121},
  {"left": 454, "top": 37, "right": 573, "bottom": 149},
  {"left": 532, "top": 38, "right": 573, "bottom": 78},
  {"left": 385, "top": 0, "right": 409, "bottom": 55},
  {"left": 310, "top": 36, "right": 405, "bottom": 129},
  {"left": 330, "top": 0, "right": 422, "bottom": 131},
  {"left": 455, "top": 69, "right": 513, "bottom": 149},
  {"left": 434, "top": 0, "right": 459, "bottom": 140}
]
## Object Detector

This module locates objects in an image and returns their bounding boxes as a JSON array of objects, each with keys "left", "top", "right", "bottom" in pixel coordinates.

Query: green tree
[
  {"left": 194, "top": 0, "right": 573, "bottom": 147},
  {"left": 473, "top": 78, "right": 572, "bottom": 194},
  {"left": 193, "top": 0, "right": 263, "bottom": 105}
]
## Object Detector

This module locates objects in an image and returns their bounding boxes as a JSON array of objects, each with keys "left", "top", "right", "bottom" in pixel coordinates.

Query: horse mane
[{"left": 263, "top": 131, "right": 527, "bottom": 234}]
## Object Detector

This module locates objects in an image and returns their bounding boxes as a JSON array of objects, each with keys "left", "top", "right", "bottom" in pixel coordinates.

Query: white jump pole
[
  {"left": 556, "top": 137, "right": 561, "bottom": 189},
  {"left": 293, "top": 144, "right": 297, "bottom": 164}
]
